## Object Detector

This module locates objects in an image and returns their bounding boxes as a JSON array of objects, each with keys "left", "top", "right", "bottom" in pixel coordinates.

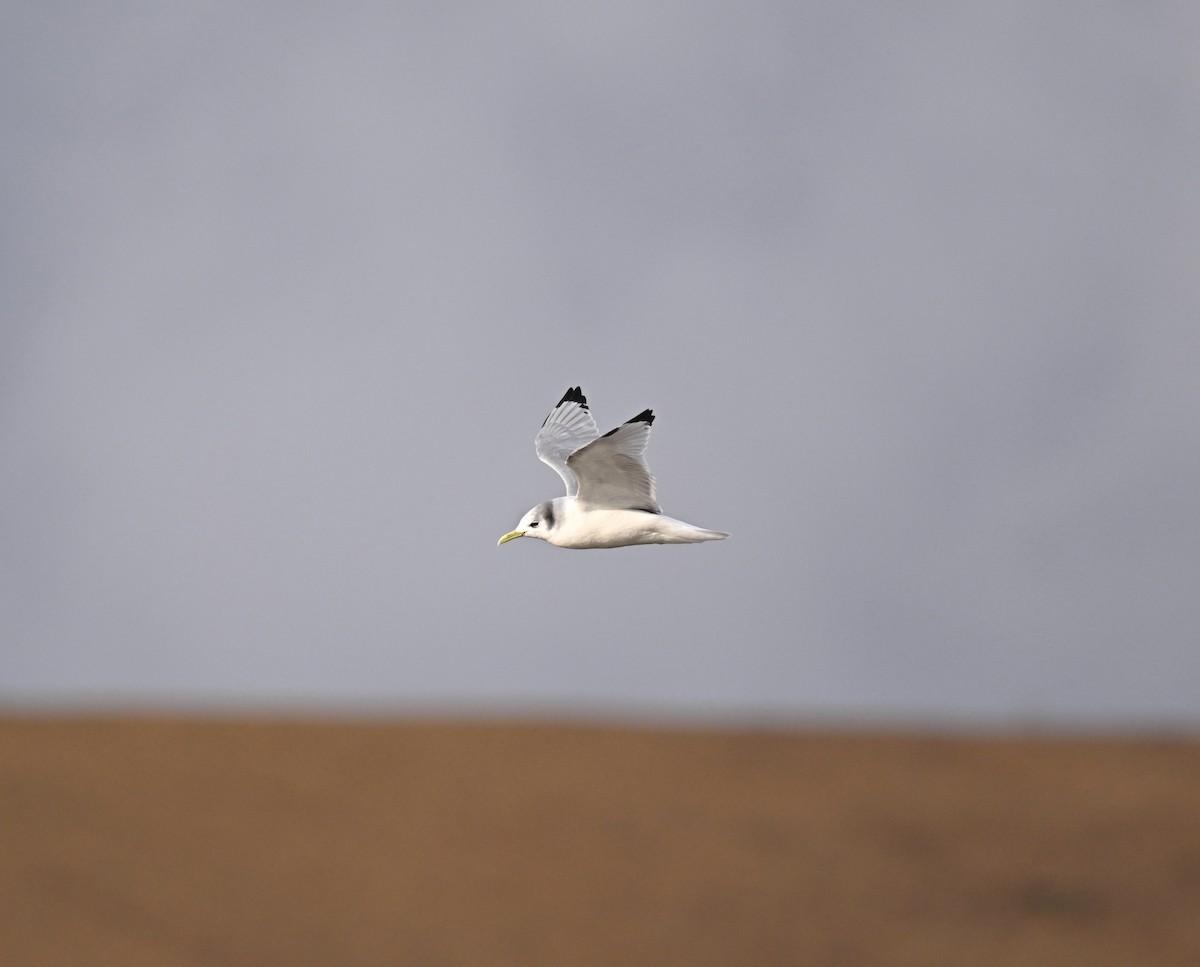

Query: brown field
[{"left": 1, "top": 716, "right": 1198, "bottom": 966}]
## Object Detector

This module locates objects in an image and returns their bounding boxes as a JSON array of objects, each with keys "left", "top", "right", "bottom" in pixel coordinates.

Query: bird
[{"left": 498, "top": 387, "right": 730, "bottom": 549}]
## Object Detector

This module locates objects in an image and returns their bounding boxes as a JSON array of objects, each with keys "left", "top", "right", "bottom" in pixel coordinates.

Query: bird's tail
[
  {"left": 656, "top": 517, "right": 731, "bottom": 543},
  {"left": 689, "top": 528, "right": 731, "bottom": 542}
]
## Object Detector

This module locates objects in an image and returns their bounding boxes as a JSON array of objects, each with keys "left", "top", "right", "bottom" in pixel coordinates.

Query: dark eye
[{"left": 529, "top": 521, "right": 539, "bottom": 527}]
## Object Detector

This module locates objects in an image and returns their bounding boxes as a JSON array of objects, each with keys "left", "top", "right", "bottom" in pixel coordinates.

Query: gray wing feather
[
  {"left": 534, "top": 387, "right": 600, "bottom": 496},
  {"left": 567, "top": 411, "right": 660, "bottom": 512}
]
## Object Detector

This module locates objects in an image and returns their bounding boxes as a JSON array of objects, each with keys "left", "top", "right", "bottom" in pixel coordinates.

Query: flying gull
[{"left": 498, "top": 387, "right": 730, "bottom": 549}]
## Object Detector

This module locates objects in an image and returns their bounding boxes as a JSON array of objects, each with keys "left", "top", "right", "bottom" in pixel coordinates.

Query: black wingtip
[
  {"left": 542, "top": 386, "right": 589, "bottom": 427},
  {"left": 600, "top": 408, "right": 655, "bottom": 438},
  {"left": 560, "top": 386, "right": 588, "bottom": 408}
]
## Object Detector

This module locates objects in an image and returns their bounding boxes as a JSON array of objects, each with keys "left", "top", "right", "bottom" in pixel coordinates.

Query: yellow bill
[{"left": 497, "top": 530, "right": 525, "bottom": 545}]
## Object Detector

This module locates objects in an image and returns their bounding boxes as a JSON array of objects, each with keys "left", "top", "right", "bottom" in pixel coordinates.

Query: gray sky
[{"left": 3, "top": 3, "right": 1199, "bottom": 726}]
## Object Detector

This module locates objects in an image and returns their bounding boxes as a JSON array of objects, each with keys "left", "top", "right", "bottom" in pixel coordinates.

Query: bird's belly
[{"left": 551, "top": 508, "right": 665, "bottom": 549}]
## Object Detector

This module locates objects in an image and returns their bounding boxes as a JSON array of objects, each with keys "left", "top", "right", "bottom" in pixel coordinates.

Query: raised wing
[
  {"left": 567, "top": 409, "right": 660, "bottom": 512},
  {"left": 534, "top": 386, "right": 600, "bottom": 496}
]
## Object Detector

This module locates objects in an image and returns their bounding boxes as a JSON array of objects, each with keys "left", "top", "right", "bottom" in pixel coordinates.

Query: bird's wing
[
  {"left": 535, "top": 387, "right": 600, "bottom": 496},
  {"left": 567, "top": 408, "right": 660, "bottom": 512}
]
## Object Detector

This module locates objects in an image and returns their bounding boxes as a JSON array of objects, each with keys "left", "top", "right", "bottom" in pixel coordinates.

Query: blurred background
[
  {"left": 3, "top": 1, "right": 1198, "bottom": 728},
  {"left": 2, "top": 3, "right": 1199, "bottom": 964}
]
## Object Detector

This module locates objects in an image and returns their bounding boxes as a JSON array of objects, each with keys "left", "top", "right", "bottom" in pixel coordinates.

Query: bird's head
[{"left": 498, "top": 500, "right": 557, "bottom": 545}]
